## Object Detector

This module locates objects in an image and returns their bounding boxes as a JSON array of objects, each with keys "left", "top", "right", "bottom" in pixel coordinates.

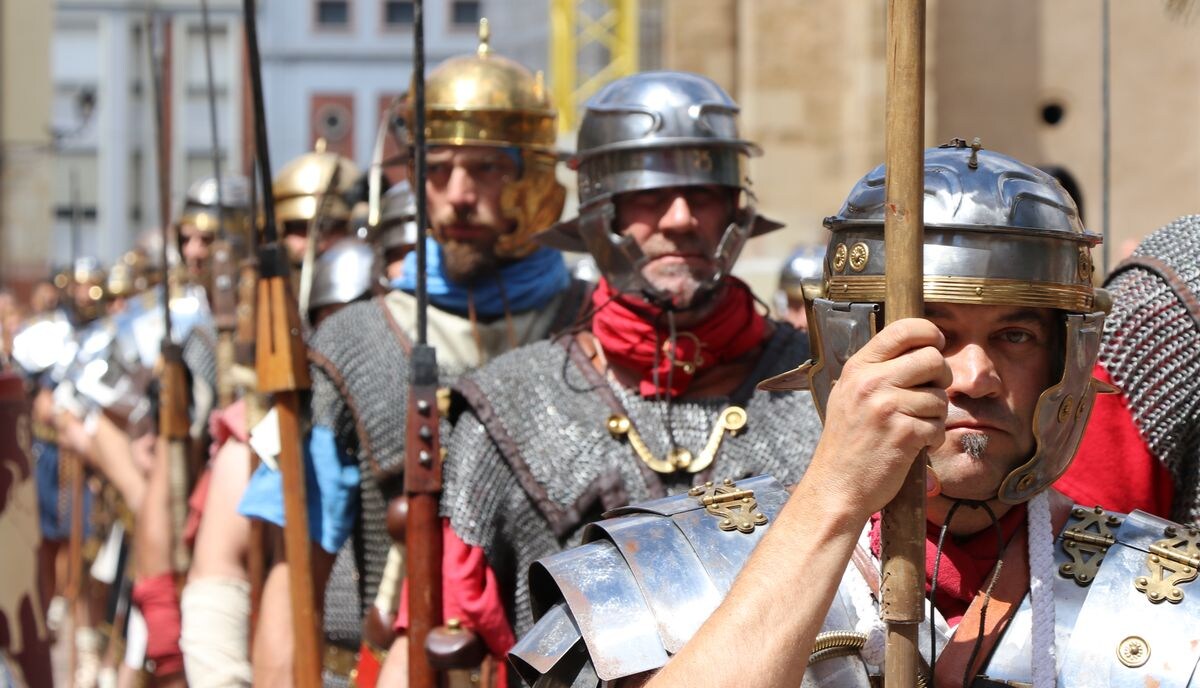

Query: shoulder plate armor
[
  {"left": 514, "top": 488, "right": 1200, "bottom": 687},
  {"left": 511, "top": 475, "right": 867, "bottom": 686},
  {"left": 989, "top": 505, "right": 1200, "bottom": 687},
  {"left": 511, "top": 476, "right": 788, "bottom": 683},
  {"left": 446, "top": 324, "right": 821, "bottom": 635}
]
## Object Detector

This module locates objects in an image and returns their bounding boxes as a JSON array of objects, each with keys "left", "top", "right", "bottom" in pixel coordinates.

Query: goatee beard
[{"left": 961, "top": 431, "right": 989, "bottom": 459}]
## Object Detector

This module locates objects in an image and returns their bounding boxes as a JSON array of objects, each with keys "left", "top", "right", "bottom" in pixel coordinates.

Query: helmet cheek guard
[
  {"left": 496, "top": 151, "right": 567, "bottom": 259},
  {"left": 1001, "top": 309, "right": 1117, "bottom": 504}
]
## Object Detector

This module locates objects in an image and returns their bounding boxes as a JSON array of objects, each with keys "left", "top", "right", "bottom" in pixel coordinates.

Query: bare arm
[
  {"left": 647, "top": 318, "right": 949, "bottom": 688},
  {"left": 91, "top": 413, "right": 147, "bottom": 511},
  {"left": 189, "top": 439, "right": 253, "bottom": 581},
  {"left": 250, "top": 531, "right": 335, "bottom": 687}
]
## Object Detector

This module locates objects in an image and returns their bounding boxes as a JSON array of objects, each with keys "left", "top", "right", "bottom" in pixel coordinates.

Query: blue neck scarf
[{"left": 394, "top": 237, "right": 570, "bottom": 318}]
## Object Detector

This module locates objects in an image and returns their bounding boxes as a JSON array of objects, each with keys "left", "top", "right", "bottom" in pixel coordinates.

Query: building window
[
  {"left": 451, "top": 0, "right": 480, "bottom": 26},
  {"left": 316, "top": 0, "right": 350, "bottom": 26},
  {"left": 310, "top": 93, "right": 356, "bottom": 160},
  {"left": 384, "top": 0, "right": 414, "bottom": 25}
]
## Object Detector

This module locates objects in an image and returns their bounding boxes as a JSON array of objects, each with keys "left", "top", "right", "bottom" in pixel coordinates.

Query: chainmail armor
[
  {"left": 308, "top": 282, "right": 590, "bottom": 664},
  {"left": 307, "top": 296, "right": 414, "bottom": 663},
  {"left": 181, "top": 323, "right": 218, "bottom": 395},
  {"left": 1100, "top": 214, "right": 1200, "bottom": 523},
  {"left": 443, "top": 323, "right": 823, "bottom": 641}
]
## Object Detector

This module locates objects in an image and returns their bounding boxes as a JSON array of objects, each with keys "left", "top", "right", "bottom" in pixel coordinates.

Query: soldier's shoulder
[
  {"left": 1027, "top": 500, "right": 1200, "bottom": 686},
  {"left": 454, "top": 336, "right": 566, "bottom": 390},
  {"left": 510, "top": 475, "right": 792, "bottom": 685},
  {"left": 309, "top": 295, "right": 406, "bottom": 356}
]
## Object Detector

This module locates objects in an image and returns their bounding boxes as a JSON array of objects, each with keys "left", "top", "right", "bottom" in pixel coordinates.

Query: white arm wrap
[{"left": 180, "top": 577, "right": 252, "bottom": 688}]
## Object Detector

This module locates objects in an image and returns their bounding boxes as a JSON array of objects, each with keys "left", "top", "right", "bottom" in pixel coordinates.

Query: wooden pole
[
  {"left": 64, "top": 448, "right": 85, "bottom": 688},
  {"left": 242, "top": 1, "right": 323, "bottom": 683},
  {"left": 147, "top": 9, "right": 194, "bottom": 576},
  {"left": 405, "top": 1, "right": 445, "bottom": 685},
  {"left": 880, "top": 1, "right": 926, "bottom": 686}
]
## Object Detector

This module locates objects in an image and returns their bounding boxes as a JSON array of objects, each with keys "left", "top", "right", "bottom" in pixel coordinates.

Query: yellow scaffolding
[{"left": 549, "top": 0, "right": 639, "bottom": 134}]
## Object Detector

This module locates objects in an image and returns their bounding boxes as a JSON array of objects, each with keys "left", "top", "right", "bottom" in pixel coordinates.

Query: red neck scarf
[
  {"left": 591, "top": 277, "right": 768, "bottom": 398},
  {"left": 869, "top": 504, "right": 1027, "bottom": 625}
]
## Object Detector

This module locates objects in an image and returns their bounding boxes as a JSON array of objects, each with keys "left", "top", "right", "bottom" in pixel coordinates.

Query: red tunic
[{"left": 1054, "top": 365, "right": 1174, "bottom": 517}]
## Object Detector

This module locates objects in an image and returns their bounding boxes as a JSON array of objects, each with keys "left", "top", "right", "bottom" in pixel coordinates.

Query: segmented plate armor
[
  {"left": 443, "top": 323, "right": 822, "bottom": 642},
  {"left": 308, "top": 283, "right": 589, "bottom": 669},
  {"left": 1101, "top": 215, "right": 1200, "bottom": 523},
  {"left": 515, "top": 485, "right": 1200, "bottom": 687}
]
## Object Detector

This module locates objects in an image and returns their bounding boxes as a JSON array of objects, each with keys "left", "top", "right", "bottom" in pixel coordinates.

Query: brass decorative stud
[
  {"left": 1058, "top": 395, "right": 1075, "bottom": 423},
  {"left": 1078, "top": 245, "right": 1095, "bottom": 283},
  {"left": 477, "top": 18, "right": 491, "bottom": 56},
  {"left": 607, "top": 415, "right": 631, "bottom": 436},
  {"left": 667, "top": 447, "right": 694, "bottom": 470},
  {"left": 1117, "top": 636, "right": 1150, "bottom": 668},
  {"left": 848, "top": 242, "right": 870, "bottom": 272},
  {"left": 832, "top": 243, "right": 848, "bottom": 272}
]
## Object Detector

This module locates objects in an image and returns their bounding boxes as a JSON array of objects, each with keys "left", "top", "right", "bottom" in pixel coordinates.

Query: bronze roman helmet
[{"left": 403, "top": 18, "right": 564, "bottom": 259}]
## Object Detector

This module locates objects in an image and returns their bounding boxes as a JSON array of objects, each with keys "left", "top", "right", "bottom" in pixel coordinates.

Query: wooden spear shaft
[
  {"left": 242, "top": 1, "right": 322, "bottom": 682},
  {"left": 880, "top": 0, "right": 927, "bottom": 687},
  {"left": 405, "top": 2, "right": 445, "bottom": 686}
]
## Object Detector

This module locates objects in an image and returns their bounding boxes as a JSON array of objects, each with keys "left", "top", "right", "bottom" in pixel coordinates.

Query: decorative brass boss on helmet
[{"left": 404, "top": 19, "right": 565, "bottom": 259}]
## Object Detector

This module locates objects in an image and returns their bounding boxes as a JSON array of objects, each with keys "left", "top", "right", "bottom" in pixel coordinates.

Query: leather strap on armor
[{"left": 935, "top": 491, "right": 1074, "bottom": 687}]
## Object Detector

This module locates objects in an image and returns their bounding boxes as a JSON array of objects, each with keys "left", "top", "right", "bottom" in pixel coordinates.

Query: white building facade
[{"left": 52, "top": 0, "right": 245, "bottom": 266}]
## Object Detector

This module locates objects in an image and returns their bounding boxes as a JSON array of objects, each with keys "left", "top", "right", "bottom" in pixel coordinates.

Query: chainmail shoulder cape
[
  {"left": 443, "top": 322, "right": 823, "bottom": 638},
  {"left": 306, "top": 281, "right": 590, "bottom": 659},
  {"left": 1101, "top": 214, "right": 1200, "bottom": 523},
  {"left": 181, "top": 323, "right": 217, "bottom": 442}
]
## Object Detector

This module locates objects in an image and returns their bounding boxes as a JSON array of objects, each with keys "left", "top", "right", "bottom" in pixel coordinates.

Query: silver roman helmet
[
  {"left": 762, "top": 139, "right": 1113, "bottom": 504},
  {"left": 308, "top": 237, "right": 382, "bottom": 313},
  {"left": 775, "top": 244, "right": 826, "bottom": 316},
  {"left": 538, "top": 71, "right": 782, "bottom": 303},
  {"left": 378, "top": 180, "right": 418, "bottom": 255}
]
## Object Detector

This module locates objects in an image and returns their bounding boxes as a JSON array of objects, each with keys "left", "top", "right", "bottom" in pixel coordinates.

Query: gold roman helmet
[
  {"left": 272, "top": 140, "right": 361, "bottom": 227},
  {"left": 404, "top": 19, "right": 565, "bottom": 259}
]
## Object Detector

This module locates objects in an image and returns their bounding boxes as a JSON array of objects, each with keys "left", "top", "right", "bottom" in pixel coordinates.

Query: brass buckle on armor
[
  {"left": 688, "top": 478, "right": 768, "bottom": 534},
  {"left": 1059, "top": 506, "right": 1120, "bottom": 586},
  {"left": 1135, "top": 524, "right": 1200, "bottom": 604},
  {"left": 607, "top": 406, "right": 746, "bottom": 474},
  {"left": 323, "top": 643, "right": 360, "bottom": 679}
]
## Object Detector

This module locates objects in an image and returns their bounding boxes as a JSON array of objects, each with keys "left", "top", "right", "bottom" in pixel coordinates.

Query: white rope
[
  {"left": 846, "top": 560, "right": 888, "bottom": 666},
  {"left": 1027, "top": 491, "right": 1058, "bottom": 687}
]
